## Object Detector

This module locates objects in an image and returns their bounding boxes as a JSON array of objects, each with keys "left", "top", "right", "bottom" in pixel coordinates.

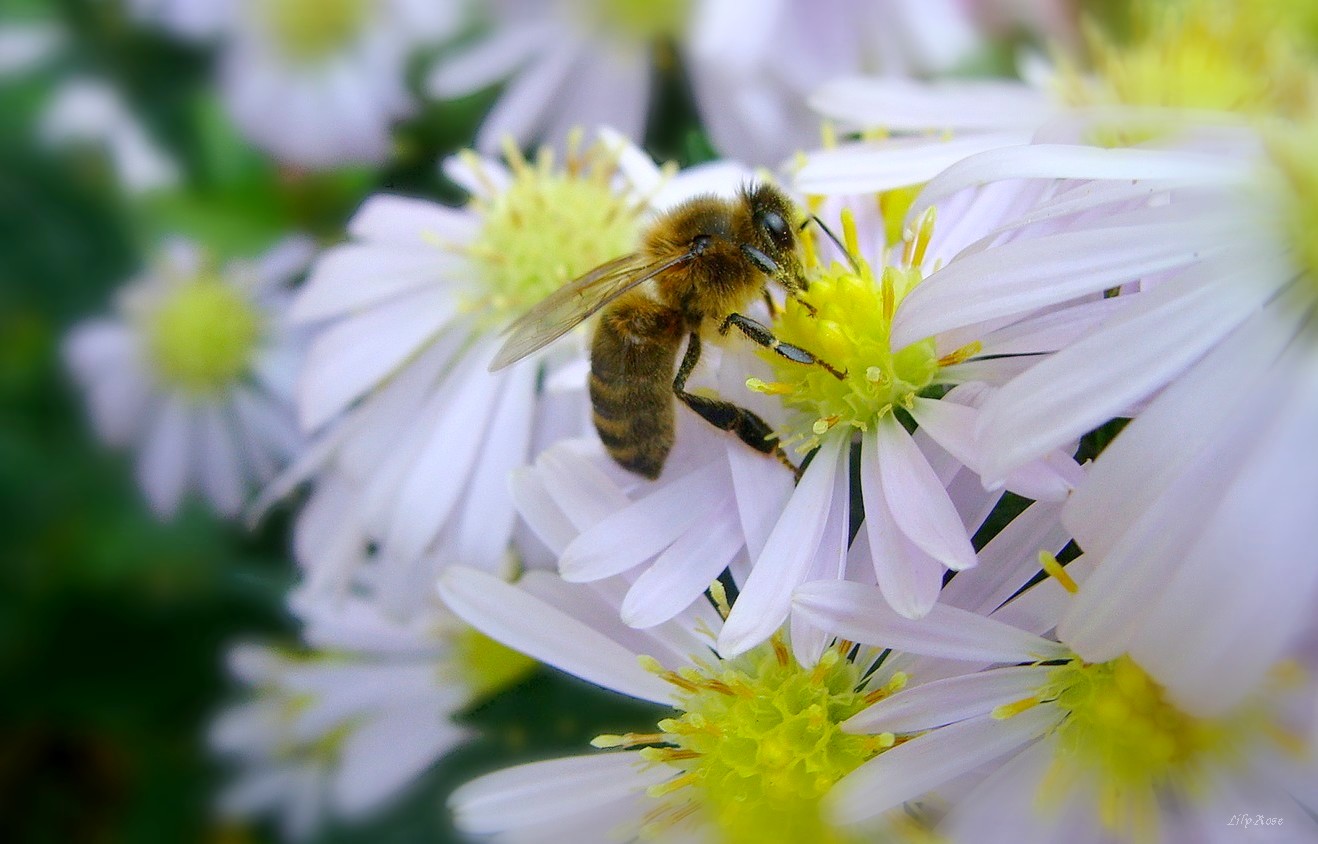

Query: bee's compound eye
[{"left": 758, "top": 210, "right": 789, "bottom": 240}]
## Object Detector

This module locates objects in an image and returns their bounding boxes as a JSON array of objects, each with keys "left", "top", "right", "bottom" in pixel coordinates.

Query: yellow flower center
[
  {"left": 585, "top": 0, "right": 691, "bottom": 41},
  {"left": 597, "top": 637, "right": 900, "bottom": 843},
  {"left": 261, "top": 0, "right": 370, "bottom": 62},
  {"left": 146, "top": 274, "right": 263, "bottom": 395},
  {"left": 453, "top": 629, "right": 538, "bottom": 703},
  {"left": 1266, "top": 119, "right": 1318, "bottom": 298},
  {"left": 999, "top": 655, "right": 1267, "bottom": 842},
  {"left": 750, "top": 208, "right": 956, "bottom": 452},
  {"left": 464, "top": 138, "right": 645, "bottom": 329},
  {"left": 1060, "top": 0, "right": 1318, "bottom": 143}
]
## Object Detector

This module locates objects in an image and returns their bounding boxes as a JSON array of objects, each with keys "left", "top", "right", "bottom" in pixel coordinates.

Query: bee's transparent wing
[{"left": 488, "top": 250, "right": 693, "bottom": 371}]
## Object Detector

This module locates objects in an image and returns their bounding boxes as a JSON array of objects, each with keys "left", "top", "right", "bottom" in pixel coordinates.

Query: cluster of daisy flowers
[{"left": 52, "top": 0, "right": 1318, "bottom": 841}]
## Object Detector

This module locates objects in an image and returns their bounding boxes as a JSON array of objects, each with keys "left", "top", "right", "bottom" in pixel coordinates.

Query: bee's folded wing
[{"left": 488, "top": 251, "right": 694, "bottom": 371}]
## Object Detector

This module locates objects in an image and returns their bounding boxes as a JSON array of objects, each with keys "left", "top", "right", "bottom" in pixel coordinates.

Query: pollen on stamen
[
  {"left": 992, "top": 696, "right": 1044, "bottom": 720},
  {"left": 459, "top": 134, "right": 644, "bottom": 330},
  {"left": 1040, "top": 551, "right": 1080, "bottom": 594},
  {"left": 628, "top": 637, "right": 905, "bottom": 842},
  {"left": 753, "top": 199, "right": 950, "bottom": 448}
]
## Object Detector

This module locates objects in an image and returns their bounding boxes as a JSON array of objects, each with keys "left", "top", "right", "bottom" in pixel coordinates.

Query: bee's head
[{"left": 742, "top": 182, "right": 806, "bottom": 287}]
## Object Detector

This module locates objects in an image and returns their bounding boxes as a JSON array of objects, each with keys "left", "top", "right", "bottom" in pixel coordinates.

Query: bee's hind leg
[
  {"left": 673, "top": 333, "right": 801, "bottom": 480},
  {"left": 718, "top": 313, "right": 846, "bottom": 380}
]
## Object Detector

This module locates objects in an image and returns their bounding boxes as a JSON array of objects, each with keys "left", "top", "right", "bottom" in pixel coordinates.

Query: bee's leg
[
  {"left": 673, "top": 333, "right": 800, "bottom": 479},
  {"left": 741, "top": 243, "right": 816, "bottom": 316},
  {"left": 761, "top": 289, "right": 781, "bottom": 320},
  {"left": 718, "top": 313, "right": 847, "bottom": 380}
]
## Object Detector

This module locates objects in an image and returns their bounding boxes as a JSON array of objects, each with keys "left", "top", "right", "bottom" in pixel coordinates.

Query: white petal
[
  {"left": 845, "top": 665, "right": 1053, "bottom": 733},
  {"left": 717, "top": 433, "right": 847, "bottom": 657},
  {"left": 293, "top": 246, "right": 446, "bottom": 324},
  {"left": 333, "top": 710, "right": 465, "bottom": 816},
  {"left": 977, "top": 252, "right": 1282, "bottom": 479},
  {"left": 437, "top": 568, "right": 673, "bottom": 704},
  {"left": 1063, "top": 306, "right": 1296, "bottom": 558},
  {"left": 197, "top": 402, "right": 246, "bottom": 516},
  {"left": 793, "top": 580, "right": 1070, "bottom": 663},
  {"left": 449, "top": 753, "right": 667, "bottom": 835},
  {"left": 913, "top": 143, "right": 1250, "bottom": 219},
  {"left": 828, "top": 706, "right": 1061, "bottom": 825},
  {"left": 473, "top": 39, "right": 580, "bottom": 153},
  {"left": 346, "top": 193, "right": 478, "bottom": 249},
  {"left": 876, "top": 417, "right": 978, "bottom": 572},
  {"left": 621, "top": 499, "right": 742, "bottom": 629},
  {"left": 891, "top": 214, "right": 1227, "bottom": 350},
  {"left": 448, "top": 361, "right": 536, "bottom": 572},
  {"left": 383, "top": 349, "right": 503, "bottom": 562},
  {"left": 863, "top": 443, "right": 945, "bottom": 620},
  {"left": 796, "top": 132, "right": 1033, "bottom": 195},
  {"left": 809, "top": 77, "right": 1054, "bottom": 131},
  {"left": 426, "top": 23, "right": 547, "bottom": 97},
  {"left": 1130, "top": 374, "right": 1318, "bottom": 715},
  {"left": 297, "top": 288, "right": 455, "bottom": 430},
  {"left": 727, "top": 438, "right": 794, "bottom": 560},
  {"left": 940, "top": 500, "right": 1067, "bottom": 616},
  {"left": 559, "top": 462, "right": 723, "bottom": 582},
  {"left": 136, "top": 396, "right": 192, "bottom": 517}
]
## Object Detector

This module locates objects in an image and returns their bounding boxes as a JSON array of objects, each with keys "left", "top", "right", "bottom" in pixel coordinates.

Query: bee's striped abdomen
[{"left": 588, "top": 295, "right": 686, "bottom": 479}]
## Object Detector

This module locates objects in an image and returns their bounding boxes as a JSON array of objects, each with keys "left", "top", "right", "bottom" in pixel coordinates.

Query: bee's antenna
[{"left": 810, "top": 215, "right": 861, "bottom": 273}]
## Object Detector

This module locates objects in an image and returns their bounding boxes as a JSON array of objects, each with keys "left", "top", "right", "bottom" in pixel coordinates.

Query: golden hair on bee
[{"left": 491, "top": 182, "right": 842, "bottom": 479}]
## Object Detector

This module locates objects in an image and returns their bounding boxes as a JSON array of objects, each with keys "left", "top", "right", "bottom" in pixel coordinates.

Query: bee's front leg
[{"left": 718, "top": 313, "right": 846, "bottom": 380}]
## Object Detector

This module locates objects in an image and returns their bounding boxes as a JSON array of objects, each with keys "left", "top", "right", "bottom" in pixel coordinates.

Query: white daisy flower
[
  {"left": 211, "top": 584, "right": 536, "bottom": 838},
  {"left": 259, "top": 130, "right": 750, "bottom": 612},
  {"left": 709, "top": 189, "right": 1085, "bottom": 656},
  {"left": 134, "top": 0, "right": 461, "bottom": 168},
  {"left": 884, "top": 117, "right": 1318, "bottom": 713},
  {"left": 429, "top": 0, "right": 982, "bottom": 165},
  {"left": 799, "top": 0, "right": 1317, "bottom": 196},
  {"left": 437, "top": 565, "right": 940, "bottom": 843},
  {"left": 39, "top": 77, "right": 179, "bottom": 194},
  {"left": 794, "top": 556, "right": 1318, "bottom": 842},
  {"left": 64, "top": 237, "right": 309, "bottom": 519}
]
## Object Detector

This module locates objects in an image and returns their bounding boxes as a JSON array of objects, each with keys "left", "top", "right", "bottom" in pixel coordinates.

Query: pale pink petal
[
  {"left": 828, "top": 706, "right": 1061, "bottom": 825},
  {"left": 449, "top": 753, "right": 668, "bottom": 835},
  {"left": 559, "top": 462, "right": 724, "bottom": 582},
  {"left": 845, "top": 665, "right": 1052, "bottom": 733},
  {"left": 717, "top": 432, "right": 847, "bottom": 657},
  {"left": 891, "top": 214, "right": 1227, "bottom": 350},
  {"left": 437, "top": 568, "right": 673, "bottom": 704},
  {"left": 136, "top": 396, "right": 192, "bottom": 517},
  {"left": 977, "top": 251, "right": 1282, "bottom": 480},
  {"left": 876, "top": 416, "right": 978, "bottom": 571},
  {"left": 809, "top": 77, "right": 1054, "bottom": 131},
  {"left": 297, "top": 287, "right": 455, "bottom": 430},
  {"left": 621, "top": 499, "right": 742, "bottom": 629},
  {"left": 333, "top": 711, "right": 465, "bottom": 816},
  {"left": 794, "top": 580, "right": 1069, "bottom": 663}
]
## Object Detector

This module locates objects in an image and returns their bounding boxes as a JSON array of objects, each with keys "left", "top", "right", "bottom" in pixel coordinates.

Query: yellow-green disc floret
[
  {"left": 599, "top": 638, "right": 902, "bottom": 843},
  {"left": 587, "top": 0, "right": 692, "bottom": 41},
  {"left": 1267, "top": 119, "right": 1318, "bottom": 301},
  {"left": 1030, "top": 655, "right": 1255, "bottom": 840},
  {"left": 465, "top": 140, "right": 645, "bottom": 329},
  {"left": 1063, "top": 0, "right": 1318, "bottom": 123},
  {"left": 262, "top": 0, "right": 370, "bottom": 62},
  {"left": 750, "top": 209, "right": 952, "bottom": 452},
  {"left": 147, "top": 275, "right": 263, "bottom": 395}
]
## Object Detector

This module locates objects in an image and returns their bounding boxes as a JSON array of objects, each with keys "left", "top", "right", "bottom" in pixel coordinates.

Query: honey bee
[{"left": 489, "top": 183, "right": 843, "bottom": 479}]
